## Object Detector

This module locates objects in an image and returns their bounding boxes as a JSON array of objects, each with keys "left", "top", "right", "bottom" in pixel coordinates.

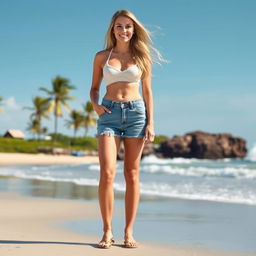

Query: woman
[{"left": 90, "top": 9, "right": 163, "bottom": 249}]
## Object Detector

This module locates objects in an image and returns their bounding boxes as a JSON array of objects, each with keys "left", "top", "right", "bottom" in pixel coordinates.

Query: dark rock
[
  {"left": 117, "top": 145, "right": 125, "bottom": 160},
  {"left": 142, "top": 144, "right": 157, "bottom": 158},
  {"left": 157, "top": 130, "right": 247, "bottom": 159}
]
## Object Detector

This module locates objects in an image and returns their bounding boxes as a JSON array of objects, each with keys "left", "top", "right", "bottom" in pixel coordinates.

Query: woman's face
[{"left": 113, "top": 16, "right": 134, "bottom": 43}]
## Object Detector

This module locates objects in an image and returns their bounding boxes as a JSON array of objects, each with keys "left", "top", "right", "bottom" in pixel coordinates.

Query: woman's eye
[{"left": 115, "top": 25, "right": 133, "bottom": 29}]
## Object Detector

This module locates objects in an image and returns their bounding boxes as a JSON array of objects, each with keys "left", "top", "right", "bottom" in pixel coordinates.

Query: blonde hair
[{"left": 104, "top": 10, "right": 164, "bottom": 79}]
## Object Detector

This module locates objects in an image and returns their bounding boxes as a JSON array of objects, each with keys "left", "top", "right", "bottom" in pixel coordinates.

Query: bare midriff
[{"left": 103, "top": 82, "right": 142, "bottom": 102}]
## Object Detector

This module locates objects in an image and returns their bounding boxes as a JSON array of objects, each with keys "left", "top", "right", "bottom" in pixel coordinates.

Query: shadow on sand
[{"left": 0, "top": 240, "right": 125, "bottom": 249}]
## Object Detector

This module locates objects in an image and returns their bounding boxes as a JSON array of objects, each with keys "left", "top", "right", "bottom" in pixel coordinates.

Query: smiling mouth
[{"left": 119, "top": 34, "right": 128, "bottom": 38}]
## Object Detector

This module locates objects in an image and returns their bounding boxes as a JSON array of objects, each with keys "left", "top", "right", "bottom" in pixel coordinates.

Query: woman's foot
[
  {"left": 124, "top": 234, "right": 138, "bottom": 248},
  {"left": 98, "top": 230, "right": 114, "bottom": 249}
]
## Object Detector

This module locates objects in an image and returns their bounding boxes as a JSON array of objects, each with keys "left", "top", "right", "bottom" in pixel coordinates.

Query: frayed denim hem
[
  {"left": 96, "top": 132, "right": 145, "bottom": 139},
  {"left": 96, "top": 131, "right": 115, "bottom": 137}
]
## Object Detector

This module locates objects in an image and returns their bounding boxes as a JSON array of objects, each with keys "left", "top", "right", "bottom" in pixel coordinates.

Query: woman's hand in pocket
[{"left": 93, "top": 103, "right": 111, "bottom": 116}]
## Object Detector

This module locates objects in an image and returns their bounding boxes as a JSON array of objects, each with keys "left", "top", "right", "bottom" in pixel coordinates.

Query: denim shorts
[{"left": 96, "top": 98, "right": 147, "bottom": 138}]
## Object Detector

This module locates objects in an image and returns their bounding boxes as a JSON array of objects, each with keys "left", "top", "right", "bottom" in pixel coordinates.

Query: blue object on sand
[{"left": 71, "top": 151, "right": 85, "bottom": 157}]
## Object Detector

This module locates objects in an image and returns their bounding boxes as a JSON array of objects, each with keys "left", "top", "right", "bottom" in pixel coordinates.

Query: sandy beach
[
  {"left": 0, "top": 153, "right": 99, "bottom": 165},
  {"left": 0, "top": 192, "right": 251, "bottom": 256},
  {"left": 0, "top": 153, "right": 255, "bottom": 255}
]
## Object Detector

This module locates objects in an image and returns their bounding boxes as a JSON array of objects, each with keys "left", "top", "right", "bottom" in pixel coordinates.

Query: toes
[
  {"left": 98, "top": 238, "right": 114, "bottom": 249},
  {"left": 98, "top": 241, "right": 105, "bottom": 248},
  {"left": 124, "top": 240, "right": 138, "bottom": 248}
]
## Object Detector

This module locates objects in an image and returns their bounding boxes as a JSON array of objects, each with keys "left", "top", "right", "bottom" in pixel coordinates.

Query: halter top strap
[{"left": 106, "top": 48, "right": 113, "bottom": 64}]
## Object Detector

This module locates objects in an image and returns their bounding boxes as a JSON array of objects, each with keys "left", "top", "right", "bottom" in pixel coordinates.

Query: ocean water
[
  {"left": 1, "top": 149, "right": 256, "bottom": 205},
  {"left": 0, "top": 145, "right": 256, "bottom": 253}
]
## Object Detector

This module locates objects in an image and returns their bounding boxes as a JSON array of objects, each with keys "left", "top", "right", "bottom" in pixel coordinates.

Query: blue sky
[{"left": 0, "top": 0, "right": 256, "bottom": 148}]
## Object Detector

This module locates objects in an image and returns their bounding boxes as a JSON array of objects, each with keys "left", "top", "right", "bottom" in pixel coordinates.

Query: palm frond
[
  {"left": 47, "top": 100, "right": 55, "bottom": 113},
  {"left": 55, "top": 102, "right": 63, "bottom": 117},
  {"left": 39, "top": 87, "right": 54, "bottom": 95}
]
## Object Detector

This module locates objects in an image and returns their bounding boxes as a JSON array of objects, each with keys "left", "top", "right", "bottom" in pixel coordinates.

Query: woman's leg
[
  {"left": 123, "top": 137, "right": 145, "bottom": 246},
  {"left": 98, "top": 135, "right": 121, "bottom": 246}
]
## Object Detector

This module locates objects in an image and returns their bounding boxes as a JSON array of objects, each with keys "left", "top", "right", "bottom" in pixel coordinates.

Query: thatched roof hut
[{"left": 3, "top": 129, "right": 25, "bottom": 139}]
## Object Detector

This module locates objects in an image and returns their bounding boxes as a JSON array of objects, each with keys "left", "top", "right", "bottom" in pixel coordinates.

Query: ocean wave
[
  {"left": 1, "top": 161, "right": 256, "bottom": 182},
  {"left": 87, "top": 164, "right": 127, "bottom": 173},
  {"left": 141, "top": 155, "right": 206, "bottom": 164},
  {"left": 1, "top": 167, "right": 255, "bottom": 206},
  {"left": 88, "top": 164, "right": 100, "bottom": 171},
  {"left": 246, "top": 143, "right": 256, "bottom": 161},
  {"left": 141, "top": 155, "right": 233, "bottom": 164},
  {"left": 0, "top": 169, "right": 99, "bottom": 186},
  {"left": 139, "top": 182, "right": 256, "bottom": 205},
  {"left": 140, "top": 165, "right": 256, "bottom": 179},
  {"left": 108, "top": 181, "right": 256, "bottom": 206}
]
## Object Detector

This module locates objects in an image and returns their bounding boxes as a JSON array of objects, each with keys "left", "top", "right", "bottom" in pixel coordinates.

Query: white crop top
[{"left": 103, "top": 48, "right": 142, "bottom": 86}]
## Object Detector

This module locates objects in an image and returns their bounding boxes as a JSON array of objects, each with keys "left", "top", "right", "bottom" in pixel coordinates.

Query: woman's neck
[{"left": 114, "top": 43, "right": 130, "bottom": 54}]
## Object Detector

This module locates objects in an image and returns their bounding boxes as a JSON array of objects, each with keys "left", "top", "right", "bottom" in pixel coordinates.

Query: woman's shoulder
[
  {"left": 94, "top": 49, "right": 111, "bottom": 65},
  {"left": 95, "top": 49, "right": 111, "bottom": 59}
]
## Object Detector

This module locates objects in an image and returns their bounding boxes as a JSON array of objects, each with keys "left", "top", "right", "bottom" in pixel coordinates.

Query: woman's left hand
[{"left": 144, "top": 124, "right": 155, "bottom": 144}]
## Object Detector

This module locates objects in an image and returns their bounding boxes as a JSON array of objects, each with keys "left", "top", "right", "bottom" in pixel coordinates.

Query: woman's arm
[
  {"left": 89, "top": 52, "right": 110, "bottom": 115},
  {"left": 141, "top": 64, "right": 155, "bottom": 144}
]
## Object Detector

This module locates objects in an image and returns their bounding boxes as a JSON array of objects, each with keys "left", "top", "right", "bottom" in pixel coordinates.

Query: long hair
[{"left": 104, "top": 10, "right": 164, "bottom": 79}]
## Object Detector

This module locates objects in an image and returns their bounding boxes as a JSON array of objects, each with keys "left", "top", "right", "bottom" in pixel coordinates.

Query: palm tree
[
  {"left": 24, "top": 97, "right": 50, "bottom": 139},
  {"left": 27, "top": 119, "right": 48, "bottom": 140},
  {"left": 0, "top": 97, "right": 4, "bottom": 113},
  {"left": 40, "top": 76, "right": 75, "bottom": 139},
  {"left": 26, "top": 119, "right": 42, "bottom": 140},
  {"left": 66, "top": 110, "right": 84, "bottom": 138},
  {"left": 27, "top": 119, "right": 39, "bottom": 139},
  {"left": 83, "top": 101, "right": 97, "bottom": 136}
]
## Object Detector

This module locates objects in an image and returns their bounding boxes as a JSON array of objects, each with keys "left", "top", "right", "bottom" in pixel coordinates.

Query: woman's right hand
[{"left": 93, "top": 103, "right": 111, "bottom": 116}]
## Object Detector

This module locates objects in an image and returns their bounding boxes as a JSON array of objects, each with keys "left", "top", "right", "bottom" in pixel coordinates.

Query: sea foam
[{"left": 247, "top": 143, "right": 256, "bottom": 161}]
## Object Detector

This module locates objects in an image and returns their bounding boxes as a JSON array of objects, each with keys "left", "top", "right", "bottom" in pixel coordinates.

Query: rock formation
[{"left": 157, "top": 130, "right": 247, "bottom": 159}]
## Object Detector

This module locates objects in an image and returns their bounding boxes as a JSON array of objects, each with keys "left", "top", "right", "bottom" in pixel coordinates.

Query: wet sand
[{"left": 0, "top": 192, "right": 251, "bottom": 256}]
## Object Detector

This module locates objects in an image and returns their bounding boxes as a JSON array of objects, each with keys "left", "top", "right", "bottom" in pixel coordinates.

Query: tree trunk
[
  {"left": 84, "top": 127, "right": 88, "bottom": 136},
  {"left": 54, "top": 99, "right": 58, "bottom": 141},
  {"left": 54, "top": 113, "right": 58, "bottom": 141}
]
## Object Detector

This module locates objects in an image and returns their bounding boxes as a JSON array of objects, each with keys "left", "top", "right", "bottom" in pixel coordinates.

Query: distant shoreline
[{"left": 0, "top": 152, "right": 99, "bottom": 165}]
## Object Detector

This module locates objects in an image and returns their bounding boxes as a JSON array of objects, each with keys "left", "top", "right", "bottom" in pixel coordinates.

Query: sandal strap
[
  {"left": 98, "top": 238, "right": 114, "bottom": 248},
  {"left": 124, "top": 240, "right": 138, "bottom": 248}
]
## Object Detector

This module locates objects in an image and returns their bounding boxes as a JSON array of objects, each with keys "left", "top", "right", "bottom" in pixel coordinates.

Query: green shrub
[
  {"left": 0, "top": 135, "right": 98, "bottom": 153},
  {"left": 153, "top": 135, "right": 169, "bottom": 145},
  {"left": 0, "top": 133, "right": 167, "bottom": 153},
  {"left": 70, "top": 137, "right": 97, "bottom": 150}
]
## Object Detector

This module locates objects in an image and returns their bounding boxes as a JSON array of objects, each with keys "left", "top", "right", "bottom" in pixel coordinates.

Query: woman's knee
[
  {"left": 100, "top": 168, "right": 116, "bottom": 184},
  {"left": 124, "top": 168, "right": 139, "bottom": 184}
]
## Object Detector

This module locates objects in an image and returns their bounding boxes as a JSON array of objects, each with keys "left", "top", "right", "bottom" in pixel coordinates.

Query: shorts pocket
[
  {"left": 134, "top": 104, "right": 146, "bottom": 114},
  {"left": 98, "top": 102, "right": 111, "bottom": 117},
  {"left": 98, "top": 110, "right": 112, "bottom": 118},
  {"left": 98, "top": 111, "right": 107, "bottom": 117}
]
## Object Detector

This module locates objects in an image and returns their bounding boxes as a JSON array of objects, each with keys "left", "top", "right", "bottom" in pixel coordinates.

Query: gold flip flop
[
  {"left": 124, "top": 239, "right": 139, "bottom": 248},
  {"left": 98, "top": 238, "right": 115, "bottom": 249}
]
